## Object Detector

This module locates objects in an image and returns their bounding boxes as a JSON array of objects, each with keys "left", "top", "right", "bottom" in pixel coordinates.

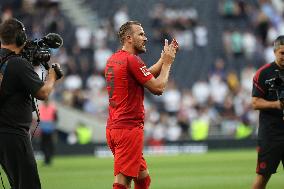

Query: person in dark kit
[
  {"left": 39, "top": 99, "right": 58, "bottom": 166},
  {"left": 252, "top": 35, "right": 284, "bottom": 189},
  {"left": 0, "top": 18, "right": 63, "bottom": 189}
]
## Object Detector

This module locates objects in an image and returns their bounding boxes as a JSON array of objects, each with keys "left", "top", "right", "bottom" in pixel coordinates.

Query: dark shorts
[
  {"left": 106, "top": 127, "right": 148, "bottom": 178},
  {"left": 256, "top": 140, "right": 284, "bottom": 175},
  {"left": 0, "top": 133, "right": 41, "bottom": 189}
]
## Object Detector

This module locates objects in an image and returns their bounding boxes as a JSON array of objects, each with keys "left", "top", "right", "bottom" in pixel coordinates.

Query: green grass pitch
[{"left": 0, "top": 149, "right": 283, "bottom": 189}]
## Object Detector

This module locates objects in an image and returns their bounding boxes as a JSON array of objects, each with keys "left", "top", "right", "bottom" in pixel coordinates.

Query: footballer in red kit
[
  {"left": 105, "top": 21, "right": 178, "bottom": 189},
  {"left": 105, "top": 50, "right": 153, "bottom": 129}
]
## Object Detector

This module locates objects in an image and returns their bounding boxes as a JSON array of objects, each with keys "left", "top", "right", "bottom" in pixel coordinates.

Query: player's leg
[
  {"left": 107, "top": 129, "right": 130, "bottom": 189},
  {"left": 106, "top": 128, "right": 128, "bottom": 188},
  {"left": 113, "top": 173, "right": 132, "bottom": 189},
  {"left": 252, "top": 174, "right": 270, "bottom": 189},
  {"left": 45, "top": 133, "right": 54, "bottom": 165},
  {"left": 134, "top": 157, "right": 151, "bottom": 189},
  {"left": 107, "top": 127, "right": 144, "bottom": 189},
  {"left": 252, "top": 141, "right": 281, "bottom": 189},
  {"left": 134, "top": 169, "right": 151, "bottom": 189},
  {"left": 41, "top": 133, "right": 52, "bottom": 165}
]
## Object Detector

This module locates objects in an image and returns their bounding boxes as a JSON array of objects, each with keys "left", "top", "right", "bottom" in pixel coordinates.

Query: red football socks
[
  {"left": 134, "top": 175, "right": 151, "bottom": 189},
  {"left": 113, "top": 183, "right": 127, "bottom": 189}
]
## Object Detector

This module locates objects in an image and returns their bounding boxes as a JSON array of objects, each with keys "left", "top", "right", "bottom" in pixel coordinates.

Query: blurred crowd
[{"left": 1, "top": 0, "right": 284, "bottom": 143}]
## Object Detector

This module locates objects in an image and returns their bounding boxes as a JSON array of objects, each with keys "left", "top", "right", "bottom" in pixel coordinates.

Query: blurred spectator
[
  {"left": 86, "top": 72, "right": 106, "bottom": 92},
  {"left": 93, "top": 43, "right": 113, "bottom": 74},
  {"left": 240, "top": 64, "right": 256, "bottom": 93},
  {"left": 78, "top": 56, "right": 92, "bottom": 88},
  {"left": 147, "top": 113, "right": 167, "bottom": 146},
  {"left": 190, "top": 106, "right": 210, "bottom": 141},
  {"left": 75, "top": 25, "right": 92, "bottom": 49},
  {"left": 209, "top": 74, "right": 229, "bottom": 105},
  {"left": 64, "top": 74, "right": 83, "bottom": 91},
  {"left": 162, "top": 80, "right": 181, "bottom": 116},
  {"left": 210, "top": 58, "right": 226, "bottom": 80},
  {"left": 219, "top": 0, "right": 240, "bottom": 18},
  {"left": 149, "top": 2, "right": 166, "bottom": 43},
  {"left": 149, "top": 2, "right": 200, "bottom": 50},
  {"left": 255, "top": 10, "right": 269, "bottom": 46},
  {"left": 93, "top": 22, "right": 111, "bottom": 48},
  {"left": 113, "top": 5, "right": 129, "bottom": 31},
  {"left": 231, "top": 30, "right": 244, "bottom": 57},
  {"left": 192, "top": 79, "right": 210, "bottom": 105},
  {"left": 242, "top": 30, "right": 257, "bottom": 59},
  {"left": 194, "top": 22, "right": 208, "bottom": 47},
  {"left": 39, "top": 100, "right": 58, "bottom": 166},
  {"left": 177, "top": 108, "right": 190, "bottom": 140},
  {"left": 235, "top": 117, "right": 253, "bottom": 139},
  {"left": 75, "top": 122, "right": 92, "bottom": 145},
  {"left": 226, "top": 70, "right": 240, "bottom": 93},
  {"left": 175, "top": 29, "right": 194, "bottom": 51},
  {"left": 264, "top": 43, "right": 275, "bottom": 63},
  {"left": 1, "top": 7, "right": 13, "bottom": 21},
  {"left": 166, "top": 117, "right": 182, "bottom": 141}
]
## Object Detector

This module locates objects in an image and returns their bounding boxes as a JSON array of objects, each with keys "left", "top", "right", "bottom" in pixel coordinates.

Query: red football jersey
[{"left": 105, "top": 50, "right": 153, "bottom": 129}]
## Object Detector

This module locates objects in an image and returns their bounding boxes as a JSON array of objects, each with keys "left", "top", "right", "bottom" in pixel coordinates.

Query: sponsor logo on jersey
[{"left": 140, "top": 66, "right": 151, "bottom": 76}]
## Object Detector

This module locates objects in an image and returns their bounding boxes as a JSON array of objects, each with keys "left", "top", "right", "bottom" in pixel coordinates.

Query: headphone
[{"left": 14, "top": 19, "right": 27, "bottom": 47}]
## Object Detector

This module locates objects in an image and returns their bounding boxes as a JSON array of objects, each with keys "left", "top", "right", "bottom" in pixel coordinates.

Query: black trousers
[
  {"left": 40, "top": 133, "right": 54, "bottom": 165},
  {"left": 0, "top": 133, "right": 41, "bottom": 189}
]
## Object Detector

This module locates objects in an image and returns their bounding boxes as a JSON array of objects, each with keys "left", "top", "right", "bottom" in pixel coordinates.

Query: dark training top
[
  {"left": 252, "top": 62, "right": 284, "bottom": 141},
  {"left": 0, "top": 48, "right": 44, "bottom": 136}
]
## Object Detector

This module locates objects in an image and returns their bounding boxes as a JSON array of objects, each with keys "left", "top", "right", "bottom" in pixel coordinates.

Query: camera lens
[{"left": 34, "top": 50, "right": 50, "bottom": 62}]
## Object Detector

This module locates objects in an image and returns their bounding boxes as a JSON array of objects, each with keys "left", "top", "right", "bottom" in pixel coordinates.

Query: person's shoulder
[
  {"left": 109, "top": 50, "right": 142, "bottom": 65},
  {"left": 127, "top": 53, "right": 144, "bottom": 65},
  {"left": 253, "top": 62, "right": 274, "bottom": 82},
  {"left": 9, "top": 55, "right": 30, "bottom": 65},
  {"left": 255, "top": 63, "right": 274, "bottom": 76},
  {"left": 6, "top": 55, "right": 31, "bottom": 69},
  {"left": 107, "top": 50, "right": 127, "bottom": 65},
  {"left": 255, "top": 62, "right": 274, "bottom": 73}
]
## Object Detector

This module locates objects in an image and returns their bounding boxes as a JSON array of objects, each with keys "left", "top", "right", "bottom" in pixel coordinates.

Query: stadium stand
[{"left": 2, "top": 0, "right": 284, "bottom": 144}]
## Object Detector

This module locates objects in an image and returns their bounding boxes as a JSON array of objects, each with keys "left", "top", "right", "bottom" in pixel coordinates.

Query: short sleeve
[
  {"left": 16, "top": 58, "right": 44, "bottom": 96},
  {"left": 252, "top": 71, "right": 267, "bottom": 98},
  {"left": 127, "top": 55, "right": 153, "bottom": 84}
]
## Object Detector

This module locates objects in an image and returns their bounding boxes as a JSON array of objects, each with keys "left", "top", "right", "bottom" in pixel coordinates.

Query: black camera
[
  {"left": 265, "top": 70, "right": 284, "bottom": 100},
  {"left": 21, "top": 33, "right": 63, "bottom": 70}
]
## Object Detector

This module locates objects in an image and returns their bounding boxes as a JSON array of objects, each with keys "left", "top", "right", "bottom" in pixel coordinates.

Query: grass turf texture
[{"left": 0, "top": 149, "right": 283, "bottom": 189}]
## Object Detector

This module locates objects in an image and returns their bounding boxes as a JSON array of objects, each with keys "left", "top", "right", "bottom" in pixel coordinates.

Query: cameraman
[
  {"left": 252, "top": 36, "right": 284, "bottom": 189},
  {"left": 0, "top": 18, "right": 62, "bottom": 189}
]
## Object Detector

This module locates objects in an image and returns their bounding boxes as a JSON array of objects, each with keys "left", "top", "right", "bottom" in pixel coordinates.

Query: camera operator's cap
[{"left": 274, "top": 35, "right": 284, "bottom": 51}]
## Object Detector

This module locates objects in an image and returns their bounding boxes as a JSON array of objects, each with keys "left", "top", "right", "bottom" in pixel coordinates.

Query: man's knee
[
  {"left": 252, "top": 174, "right": 271, "bottom": 189},
  {"left": 113, "top": 183, "right": 127, "bottom": 189},
  {"left": 134, "top": 175, "right": 151, "bottom": 189},
  {"left": 114, "top": 173, "right": 132, "bottom": 189}
]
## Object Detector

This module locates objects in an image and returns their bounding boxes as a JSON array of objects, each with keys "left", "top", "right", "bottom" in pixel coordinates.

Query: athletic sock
[
  {"left": 134, "top": 175, "right": 151, "bottom": 189},
  {"left": 113, "top": 183, "right": 127, "bottom": 189}
]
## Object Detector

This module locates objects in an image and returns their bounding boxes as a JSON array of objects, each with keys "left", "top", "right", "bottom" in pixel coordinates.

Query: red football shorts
[{"left": 106, "top": 126, "right": 148, "bottom": 177}]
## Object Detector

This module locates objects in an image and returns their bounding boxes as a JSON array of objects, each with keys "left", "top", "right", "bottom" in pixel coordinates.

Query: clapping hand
[
  {"left": 170, "top": 38, "right": 179, "bottom": 52},
  {"left": 161, "top": 39, "right": 178, "bottom": 65}
]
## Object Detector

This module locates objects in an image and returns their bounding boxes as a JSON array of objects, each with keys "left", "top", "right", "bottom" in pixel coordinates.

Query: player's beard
[{"left": 133, "top": 40, "right": 146, "bottom": 54}]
